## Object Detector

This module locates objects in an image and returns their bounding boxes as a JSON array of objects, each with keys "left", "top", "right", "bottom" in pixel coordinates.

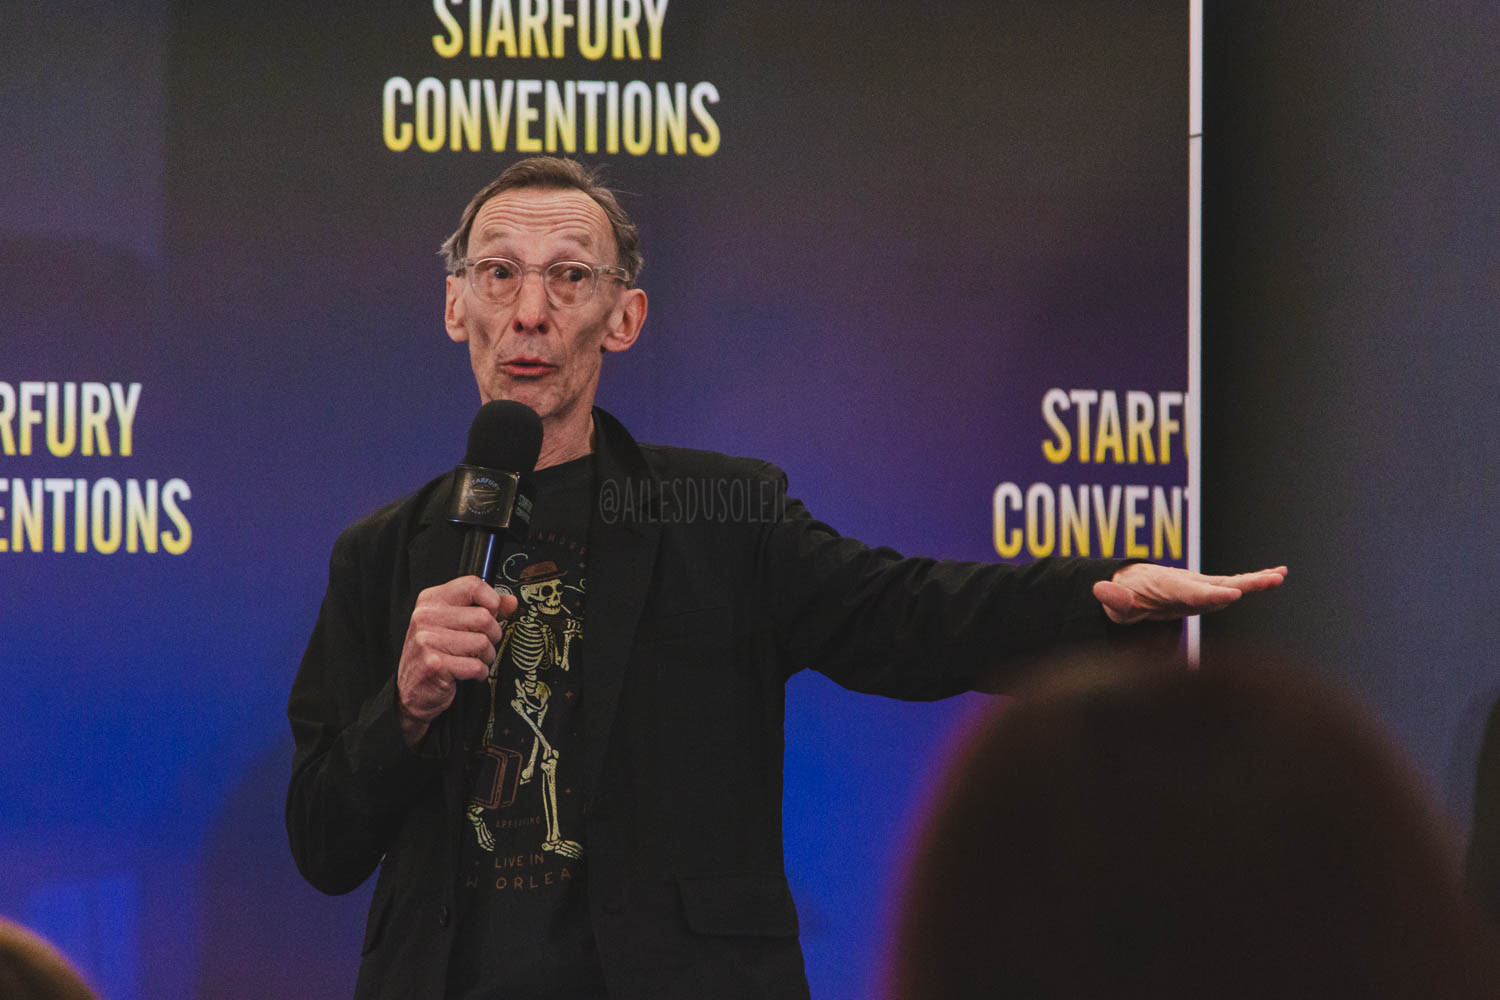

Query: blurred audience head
[
  {"left": 0, "top": 919, "right": 98, "bottom": 1000},
  {"left": 890, "top": 652, "right": 1499, "bottom": 999}
]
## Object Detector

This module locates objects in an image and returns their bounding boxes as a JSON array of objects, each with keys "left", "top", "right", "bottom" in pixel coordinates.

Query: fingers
[
  {"left": 410, "top": 600, "right": 504, "bottom": 648},
  {"left": 398, "top": 576, "right": 513, "bottom": 734},
  {"left": 408, "top": 652, "right": 490, "bottom": 694},
  {"left": 418, "top": 576, "right": 509, "bottom": 634},
  {"left": 1101, "top": 564, "right": 1255, "bottom": 623},
  {"left": 425, "top": 575, "right": 521, "bottom": 623},
  {"left": 405, "top": 624, "right": 496, "bottom": 674},
  {"left": 1181, "top": 584, "right": 1242, "bottom": 614},
  {"left": 1229, "top": 567, "right": 1287, "bottom": 593},
  {"left": 429, "top": 574, "right": 505, "bottom": 615},
  {"left": 1203, "top": 566, "right": 1287, "bottom": 591},
  {"left": 398, "top": 638, "right": 492, "bottom": 720}
]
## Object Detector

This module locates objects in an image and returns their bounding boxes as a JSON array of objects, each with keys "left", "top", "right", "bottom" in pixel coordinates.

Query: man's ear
[
  {"left": 601, "top": 287, "right": 647, "bottom": 354},
  {"left": 444, "top": 274, "right": 469, "bottom": 343}
]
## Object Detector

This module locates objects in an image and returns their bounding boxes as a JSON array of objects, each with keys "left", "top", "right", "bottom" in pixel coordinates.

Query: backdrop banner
[{"left": 2, "top": 3, "right": 1188, "bottom": 996}]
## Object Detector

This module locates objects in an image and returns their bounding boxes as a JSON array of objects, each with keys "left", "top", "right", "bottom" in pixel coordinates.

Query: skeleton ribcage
[{"left": 507, "top": 620, "right": 551, "bottom": 671}]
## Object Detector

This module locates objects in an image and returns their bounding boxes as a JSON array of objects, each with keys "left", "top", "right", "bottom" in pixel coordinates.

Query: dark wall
[{"left": 1202, "top": 3, "right": 1500, "bottom": 827}]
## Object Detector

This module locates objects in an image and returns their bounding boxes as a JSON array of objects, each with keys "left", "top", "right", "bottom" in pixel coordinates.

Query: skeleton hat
[{"left": 518, "top": 561, "right": 566, "bottom": 587}]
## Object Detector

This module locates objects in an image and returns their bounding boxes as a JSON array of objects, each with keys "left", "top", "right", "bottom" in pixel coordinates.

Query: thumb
[{"left": 1093, "top": 579, "right": 1142, "bottom": 625}]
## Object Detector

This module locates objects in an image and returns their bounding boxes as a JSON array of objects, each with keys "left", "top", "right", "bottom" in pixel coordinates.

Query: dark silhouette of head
[
  {"left": 0, "top": 919, "right": 99, "bottom": 1000},
  {"left": 891, "top": 653, "right": 1499, "bottom": 999}
]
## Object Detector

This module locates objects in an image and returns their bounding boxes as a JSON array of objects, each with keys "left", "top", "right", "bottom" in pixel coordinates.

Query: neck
[{"left": 535, "top": 408, "right": 595, "bottom": 470}]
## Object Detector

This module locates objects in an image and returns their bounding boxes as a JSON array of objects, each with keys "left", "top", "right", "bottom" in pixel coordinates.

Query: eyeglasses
[{"left": 459, "top": 256, "right": 630, "bottom": 309}]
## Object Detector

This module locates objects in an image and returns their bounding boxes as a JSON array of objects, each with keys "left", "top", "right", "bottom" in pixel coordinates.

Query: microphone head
[{"left": 464, "top": 400, "right": 543, "bottom": 473}]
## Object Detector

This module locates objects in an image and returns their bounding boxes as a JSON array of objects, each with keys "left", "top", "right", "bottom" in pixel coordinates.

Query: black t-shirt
[{"left": 446, "top": 455, "right": 607, "bottom": 999}]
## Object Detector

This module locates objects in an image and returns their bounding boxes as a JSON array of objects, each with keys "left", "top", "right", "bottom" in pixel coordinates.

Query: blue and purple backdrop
[{"left": 3, "top": 3, "right": 1189, "bottom": 997}]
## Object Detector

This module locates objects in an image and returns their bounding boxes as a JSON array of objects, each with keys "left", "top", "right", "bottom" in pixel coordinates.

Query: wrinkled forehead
[{"left": 467, "top": 188, "right": 616, "bottom": 261}]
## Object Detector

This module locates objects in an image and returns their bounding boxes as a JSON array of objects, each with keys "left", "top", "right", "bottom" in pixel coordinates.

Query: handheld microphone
[{"left": 445, "top": 400, "right": 543, "bottom": 583}]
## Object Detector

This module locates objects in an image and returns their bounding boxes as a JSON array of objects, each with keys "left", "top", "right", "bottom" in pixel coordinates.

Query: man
[{"left": 286, "top": 157, "right": 1285, "bottom": 1000}]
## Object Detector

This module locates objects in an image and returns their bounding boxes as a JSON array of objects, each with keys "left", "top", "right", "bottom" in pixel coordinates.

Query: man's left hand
[{"left": 1092, "top": 564, "right": 1287, "bottom": 625}]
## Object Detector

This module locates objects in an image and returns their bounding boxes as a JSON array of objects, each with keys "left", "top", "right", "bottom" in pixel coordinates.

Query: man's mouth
[{"left": 502, "top": 358, "right": 556, "bottom": 377}]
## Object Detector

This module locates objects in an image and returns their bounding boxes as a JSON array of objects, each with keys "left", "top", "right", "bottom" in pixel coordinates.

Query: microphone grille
[{"left": 464, "top": 400, "right": 543, "bottom": 473}]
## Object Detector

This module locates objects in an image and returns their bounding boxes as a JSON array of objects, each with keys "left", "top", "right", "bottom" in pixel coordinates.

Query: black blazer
[{"left": 286, "top": 408, "right": 1133, "bottom": 999}]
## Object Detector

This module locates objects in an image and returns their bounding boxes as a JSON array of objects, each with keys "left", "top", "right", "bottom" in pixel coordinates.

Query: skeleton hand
[
  {"left": 466, "top": 803, "right": 495, "bottom": 852},
  {"left": 559, "top": 620, "right": 581, "bottom": 673}
]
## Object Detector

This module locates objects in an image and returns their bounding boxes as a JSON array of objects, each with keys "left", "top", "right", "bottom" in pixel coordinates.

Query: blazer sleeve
[
  {"left": 760, "top": 465, "right": 1157, "bottom": 699},
  {"left": 285, "top": 527, "right": 444, "bottom": 895}
]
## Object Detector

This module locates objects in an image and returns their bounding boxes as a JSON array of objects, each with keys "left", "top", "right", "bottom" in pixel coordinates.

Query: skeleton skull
[{"left": 521, "top": 577, "right": 564, "bottom": 615}]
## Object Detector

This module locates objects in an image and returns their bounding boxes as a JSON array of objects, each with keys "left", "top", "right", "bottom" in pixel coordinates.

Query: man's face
[{"left": 444, "top": 188, "right": 646, "bottom": 428}]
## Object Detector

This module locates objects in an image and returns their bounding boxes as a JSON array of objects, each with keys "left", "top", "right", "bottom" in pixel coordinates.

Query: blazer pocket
[{"left": 676, "top": 872, "right": 800, "bottom": 938}]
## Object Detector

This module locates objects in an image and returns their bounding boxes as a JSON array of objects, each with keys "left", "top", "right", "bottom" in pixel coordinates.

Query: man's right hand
[{"left": 396, "top": 576, "right": 517, "bottom": 747}]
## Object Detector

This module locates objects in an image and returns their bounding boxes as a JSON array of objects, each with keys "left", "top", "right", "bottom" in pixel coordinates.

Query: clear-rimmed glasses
[{"left": 459, "top": 256, "right": 630, "bottom": 309}]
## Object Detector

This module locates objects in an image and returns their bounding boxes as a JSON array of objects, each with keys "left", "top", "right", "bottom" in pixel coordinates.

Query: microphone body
[
  {"left": 445, "top": 401, "right": 544, "bottom": 584},
  {"left": 449, "top": 464, "right": 535, "bottom": 582}
]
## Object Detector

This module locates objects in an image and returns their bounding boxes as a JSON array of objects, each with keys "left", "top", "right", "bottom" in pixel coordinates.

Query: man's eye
[
  {"left": 489, "top": 262, "right": 515, "bottom": 280},
  {"left": 556, "top": 265, "right": 588, "bottom": 284}
]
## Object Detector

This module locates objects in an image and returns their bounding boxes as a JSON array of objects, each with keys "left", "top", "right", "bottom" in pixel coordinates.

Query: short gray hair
[{"left": 439, "top": 157, "right": 643, "bottom": 284}]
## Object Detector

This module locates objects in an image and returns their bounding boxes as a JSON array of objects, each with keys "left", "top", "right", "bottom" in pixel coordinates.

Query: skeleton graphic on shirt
[{"left": 467, "top": 558, "right": 584, "bottom": 859}]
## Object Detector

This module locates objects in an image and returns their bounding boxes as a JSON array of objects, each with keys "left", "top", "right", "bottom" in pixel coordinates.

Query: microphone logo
[
  {"left": 447, "top": 465, "right": 527, "bottom": 535},
  {"left": 463, "top": 475, "right": 505, "bottom": 516}
]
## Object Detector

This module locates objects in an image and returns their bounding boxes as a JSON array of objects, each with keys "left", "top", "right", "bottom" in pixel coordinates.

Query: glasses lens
[
  {"left": 546, "top": 261, "right": 595, "bottom": 307},
  {"left": 471, "top": 258, "right": 521, "bottom": 305}
]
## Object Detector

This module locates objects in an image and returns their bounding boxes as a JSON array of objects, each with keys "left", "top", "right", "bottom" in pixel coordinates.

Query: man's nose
[{"left": 512, "top": 271, "right": 550, "bottom": 332}]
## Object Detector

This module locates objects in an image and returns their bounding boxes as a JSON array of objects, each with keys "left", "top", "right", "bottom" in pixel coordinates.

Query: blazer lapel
[
  {"left": 579, "top": 408, "right": 662, "bottom": 800},
  {"left": 407, "top": 523, "right": 463, "bottom": 600},
  {"left": 405, "top": 479, "right": 471, "bottom": 860}
]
